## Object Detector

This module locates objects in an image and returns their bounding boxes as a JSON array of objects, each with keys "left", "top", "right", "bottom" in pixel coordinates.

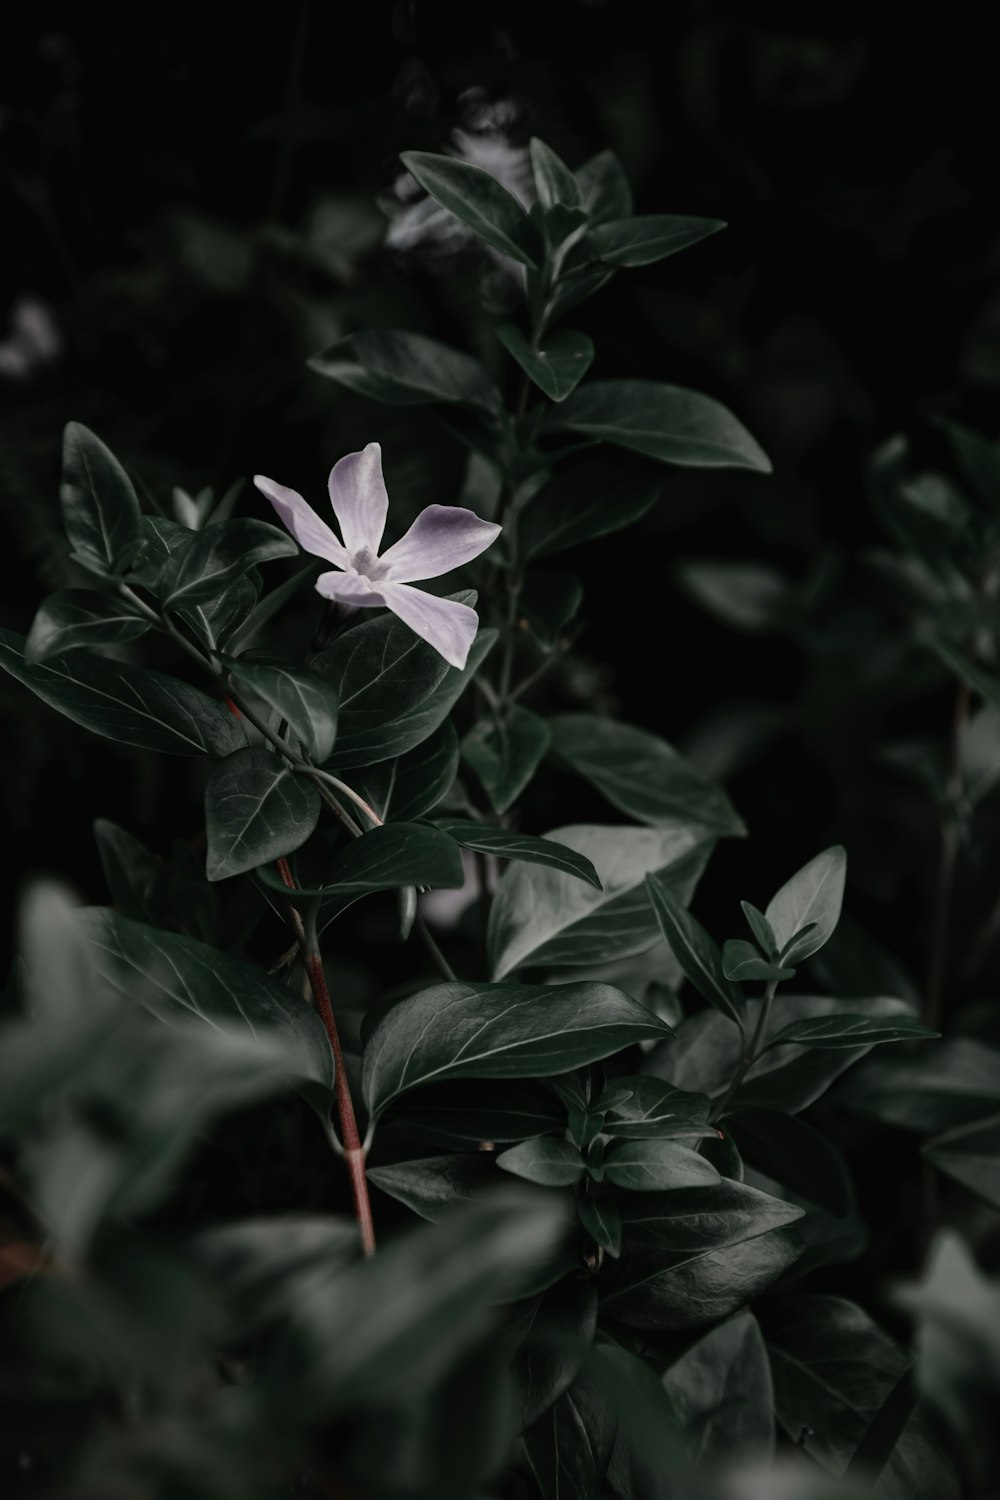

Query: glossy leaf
[
  {"left": 599, "top": 1076, "right": 712, "bottom": 1140},
  {"left": 762, "top": 1013, "right": 939, "bottom": 1053},
  {"left": 435, "top": 819, "right": 601, "bottom": 888},
  {"left": 488, "top": 824, "right": 713, "bottom": 979},
  {"left": 267, "top": 822, "right": 464, "bottom": 901},
  {"left": 161, "top": 519, "right": 297, "bottom": 609},
  {"left": 229, "top": 660, "right": 338, "bottom": 761},
  {"left": 463, "top": 706, "right": 551, "bottom": 813},
  {"left": 308, "top": 328, "right": 501, "bottom": 414},
  {"left": 588, "top": 214, "right": 724, "bottom": 268},
  {"left": 578, "top": 1197, "right": 621, "bottom": 1257},
  {"left": 767, "top": 1295, "right": 960, "bottom": 1500},
  {"left": 76, "top": 909, "right": 334, "bottom": 1092},
  {"left": 722, "top": 938, "right": 795, "bottom": 983},
  {"left": 646, "top": 871, "right": 742, "bottom": 1023},
  {"left": 204, "top": 748, "right": 321, "bottom": 880},
  {"left": 400, "top": 150, "right": 541, "bottom": 268},
  {"left": 602, "top": 1139, "right": 719, "bottom": 1191},
  {"left": 366, "top": 1153, "right": 498, "bottom": 1219},
  {"left": 0, "top": 627, "right": 246, "bottom": 757},
  {"left": 25, "top": 589, "right": 150, "bottom": 664},
  {"left": 60, "top": 421, "right": 144, "bottom": 575},
  {"left": 549, "top": 715, "right": 744, "bottom": 835},
  {"left": 604, "top": 1180, "right": 804, "bottom": 1329},
  {"left": 519, "top": 463, "right": 661, "bottom": 560},
  {"left": 497, "top": 324, "right": 594, "bottom": 402},
  {"left": 521, "top": 1372, "right": 618, "bottom": 1500},
  {"left": 551, "top": 381, "right": 772, "bottom": 471},
  {"left": 765, "top": 846, "right": 847, "bottom": 964},
  {"left": 363, "top": 979, "right": 674, "bottom": 1117},
  {"left": 497, "top": 1136, "right": 585, "bottom": 1186},
  {"left": 530, "top": 137, "right": 580, "bottom": 210},
  {"left": 742, "top": 900, "right": 778, "bottom": 958}
]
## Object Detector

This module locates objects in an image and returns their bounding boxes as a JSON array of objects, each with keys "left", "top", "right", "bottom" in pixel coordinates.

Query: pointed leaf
[
  {"left": 646, "top": 871, "right": 742, "bottom": 1023},
  {"left": 497, "top": 1137, "right": 585, "bottom": 1186},
  {"left": 497, "top": 324, "right": 594, "bottom": 402},
  {"left": 722, "top": 938, "right": 795, "bottom": 983},
  {"left": 588, "top": 214, "right": 724, "bottom": 268},
  {"left": 575, "top": 150, "right": 632, "bottom": 223},
  {"left": 741, "top": 900, "right": 778, "bottom": 958},
  {"left": 602, "top": 1138, "right": 719, "bottom": 1191},
  {"left": 922, "top": 1113, "right": 1000, "bottom": 1209},
  {"left": 0, "top": 628, "right": 245, "bottom": 757},
  {"left": 205, "top": 748, "right": 321, "bottom": 880},
  {"left": 308, "top": 328, "right": 501, "bottom": 415},
  {"left": 435, "top": 819, "right": 601, "bottom": 888},
  {"left": 463, "top": 705, "right": 551, "bottom": 812},
  {"left": 578, "top": 1197, "right": 621, "bottom": 1257},
  {"left": 60, "top": 422, "right": 144, "bottom": 575},
  {"left": 366, "top": 1153, "right": 498, "bottom": 1219},
  {"left": 400, "top": 150, "right": 541, "bottom": 268},
  {"left": 765, "top": 847, "right": 847, "bottom": 964},
  {"left": 161, "top": 519, "right": 296, "bottom": 609},
  {"left": 661, "top": 1312, "right": 774, "bottom": 1467},
  {"left": 362, "top": 979, "right": 674, "bottom": 1117},
  {"left": 530, "top": 138, "right": 580, "bottom": 210},
  {"left": 551, "top": 381, "right": 771, "bottom": 471},
  {"left": 762, "top": 1013, "right": 938, "bottom": 1054},
  {"left": 264, "top": 822, "right": 465, "bottom": 899},
  {"left": 519, "top": 462, "right": 661, "bottom": 559},
  {"left": 25, "top": 589, "right": 150, "bottom": 664},
  {"left": 229, "top": 660, "right": 338, "bottom": 760}
]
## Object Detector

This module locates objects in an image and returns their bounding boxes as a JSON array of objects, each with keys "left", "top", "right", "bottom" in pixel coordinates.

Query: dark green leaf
[
  {"left": 366, "top": 1153, "right": 498, "bottom": 1219},
  {"left": 676, "top": 559, "right": 788, "bottom": 632},
  {"left": 76, "top": 909, "right": 334, "bottom": 1093},
  {"left": 436, "top": 819, "right": 601, "bottom": 888},
  {"left": 519, "top": 463, "right": 660, "bottom": 560},
  {"left": 308, "top": 328, "right": 501, "bottom": 415},
  {"left": 549, "top": 715, "right": 744, "bottom": 835},
  {"left": 512, "top": 1278, "right": 598, "bottom": 1430},
  {"left": 25, "top": 589, "right": 150, "bottom": 664},
  {"left": 767, "top": 1295, "right": 960, "bottom": 1500},
  {"left": 179, "top": 573, "right": 260, "bottom": 652},
  {"left": 722, "top": 938, "right": 795, "bottom": 983},
  {"left": 204, "top": 748, "right": 321, "bottom": 880},
  {"left": 463, "top": 706, "right": 551, "bottom": 812},
  {"left": 765, "top": 847, "right": 847, "bottom": 964},
  {"left": 400, "top": 150, "right": 541, "bottom": 268},
  {"left": 922, "top": 1112, "right": 1000, "bottom": 1209},
  {"left": 578, "top": 1197, "right": 621, "bottom": 1257},
  {"left": 728, "top": 1109, "right": 856, "bottom": 1221},
  {"left": 660, "top": 1312, "right": 774, "bottom": 1467},
  {"left": 268, "top": 822, "right": 464, "bottom": 899},
  {"left": 389, "top": 722, "right": 460, "bottom": 820},
  {"left": 530, "top": 138, "right": 580, "bottom": 210},
  {"left": 742, "top": 900, "right": 778, "bottom": 958},
  {"left": 588, "top": 214, "right": 724, "bottom": 268},
  {"left": 602, "top": 1139, "right": 719, "bottom": 1191},
  {"left": 363, "top": 979, "right": 673, "bottom": 1117},
  {"left": 0, "top": 627, "right": 246, "bottom": 757},
  {"left": 605, "top": 1180, "right": 804, "bottom": 1329},
  {"left": 229, "top": 660, "right": 338, "bottom": 760},
  {"left": 521, "top": 1372, "right": 618, "bottom": 1500},
  {"left": 497, "top": 1137, "right": 585, "bottom": 1186},
  {"left": 575, "top": 151, "right": 632, "bottom": 223},
  {"left": 646, "top": 871, "right": 742, "bottom": 1023},
  {"left": 93, "top": 819, "right": 163, "bottom": 924},
  {"left": 762, "top": 1014, "right": 939, "bottom": 1053},
  {"left": 489, "top": 824, "right": 713, "bottom": 979},
  {"left": 161, "top": 519, "right": 296, "bottom": 609},
  {"left": 598, "top": 1076, "right": 711, "bottom": 1140},
  {"left": 60, "top": 422, "right": 144, "bottom": 575},
  {"left": 497, "top": 325, "right": 594, "bottom": 402},
  {"left": 386, "top": 1079, "right": 564, "bottom": 1148},
  {"left": 551, "top": 381, "right": 771, "bottom": 471},
  {"left": 939, "top": 416, "right": 1000, "bottom": 517},
  {"left": 521, "top": 571, "right": 583, "bottom": 645}
]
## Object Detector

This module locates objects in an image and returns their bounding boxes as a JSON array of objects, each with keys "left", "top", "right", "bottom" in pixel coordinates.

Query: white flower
[{"left": 254, "top": 443, "right": 501, "bottom": 670}]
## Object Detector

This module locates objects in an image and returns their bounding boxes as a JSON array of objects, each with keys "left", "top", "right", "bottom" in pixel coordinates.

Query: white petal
[
  {"left": 328, "top": 443, "right": 389, "bottom": 559},
  {"left": 381, "top": 582, "right": 479, "bottom": 670},
  {"left": 315, "top": 570, "right": 387, "bottom": 607},
  {"left": 380, "top": 505, "right": 502, "bottom": 582},
  {"left": 254, "top": 475, "right": 348, "bottom": 567}
]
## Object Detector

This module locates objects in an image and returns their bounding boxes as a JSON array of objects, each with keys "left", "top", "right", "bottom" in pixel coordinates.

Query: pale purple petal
[
  {"left": 254, "top": 475, "right": 348, "bottom": 567},
  {"left": 381, "top": 582, "right": 479, "bottom": 669},
  {"left": 315, "top": 570, "right": 388, "bottom": 607},
  {"left": 327, "top": 443, "right": 389, "bottom": 559},
  {"left": 380, "top": 505, "right": 502, "bottom": 583}
]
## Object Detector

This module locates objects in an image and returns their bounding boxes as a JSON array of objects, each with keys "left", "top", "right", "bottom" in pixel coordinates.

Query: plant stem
[
  {"left": 278, "top": 859, "right": 375, "bottom": 1258},
  {"left": 924, "top": 678, "right": 970, "bottom": 1031},
  {"left": 414, "top": 915, "right": 458, "bottom": 982},
  {"left": 712, "top": 980, "right": 778, "bottom": 1123}
]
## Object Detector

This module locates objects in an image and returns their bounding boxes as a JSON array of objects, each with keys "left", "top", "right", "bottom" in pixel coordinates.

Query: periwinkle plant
[{"left": 0, "top": 138, "right": 991, "bottom": 1500}]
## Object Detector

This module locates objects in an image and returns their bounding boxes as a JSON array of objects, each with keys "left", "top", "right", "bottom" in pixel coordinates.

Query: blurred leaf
[
  {"left": 309, "top": 328, "right": 501, "bottom": 415},
  {"left": 367, "top": 1153, "right": 498, "bottom": 1218},
  {"left": 550, "top": 715, "right": 744, "bottom": 835},
  {"left": 660, "top": 1312, "right": 774, "bottom": 1467},
  {"left": 922, "top": 1111, "right": 1000, "bottom": 1208},
  {"left": 94, "top": 819, "right": 163, "bottom": 924},
  {"left": 551, "top": 381, "right": 771, "bottom": 471},
  {"left": 676, "top": 560, "right": 789, "bottom": 632},
  {"left": 488, "top": 825, "right": 712, "bottom": 979},
  {"left": 519, "top": 462, "right": 660, "bottom": 559},
  {"left": 205, "top": 748, "right": 321, "bottom": 880},
  {"left": 0, "top": 627, "right": 246, "bottom": 756},
  {"left": 762, "top": 1014, "right": 938, "bottom": 1053},
  {"left": 363, "top": 979, "right": 673, "bottom": 1117},
  {"left": 575, "top": 151, "right": 633, "bottom": 223}
]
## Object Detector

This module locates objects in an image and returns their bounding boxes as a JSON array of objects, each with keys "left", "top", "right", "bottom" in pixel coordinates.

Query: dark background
[{"left": 2, "top": 0, "right": 997, "bottom": 1007}]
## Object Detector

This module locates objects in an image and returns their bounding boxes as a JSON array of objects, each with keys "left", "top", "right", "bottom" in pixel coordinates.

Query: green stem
[{"left": 712, "top": 980, "right": 778, "bottom": 1123}]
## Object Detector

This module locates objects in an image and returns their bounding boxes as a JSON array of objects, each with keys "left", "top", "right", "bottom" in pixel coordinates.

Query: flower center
[{"left": 351, "top": 547, "right": 387, "bottom": 581}]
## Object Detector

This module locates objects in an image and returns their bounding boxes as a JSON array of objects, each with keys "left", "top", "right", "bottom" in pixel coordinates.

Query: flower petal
[
  {"left": 380, "top": 505, "right": 502, "bottom": 583},
  {"left": 328, "top": 443, "right": 389, "bottom": 559},
  {"left": 381, "top": 582, "right": 479, "bottom": 670},
  {"left": 315, "top": 570, "right": 387, "bottom": 607},
  {"left": 254, "top": 475, "right": 348, "bottom": 567}
]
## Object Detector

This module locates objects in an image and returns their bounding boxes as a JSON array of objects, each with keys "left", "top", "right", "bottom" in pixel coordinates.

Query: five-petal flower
[{"left": 254, "top": 443, "right": 500, "bottom": 669}]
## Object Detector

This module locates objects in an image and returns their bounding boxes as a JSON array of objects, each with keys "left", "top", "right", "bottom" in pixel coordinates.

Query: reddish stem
[{"left": 276, "top": 858, "right": 376, "bottom": 1257}]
